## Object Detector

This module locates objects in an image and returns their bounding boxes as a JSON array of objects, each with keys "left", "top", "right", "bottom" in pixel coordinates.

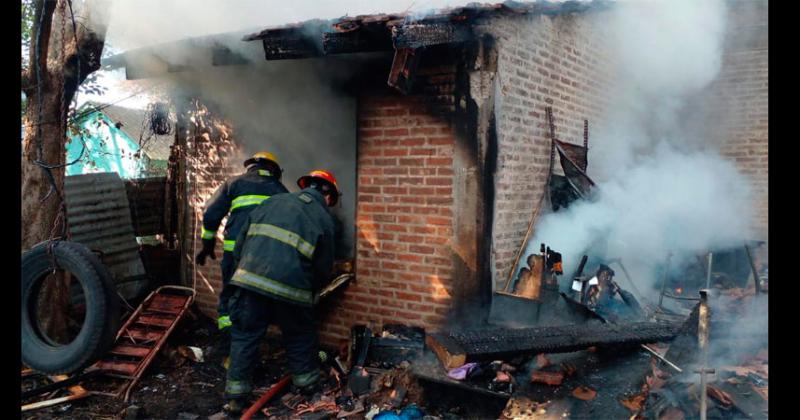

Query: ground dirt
[{"left": 22, "top": 304, "right": 505, "bottom": 420}]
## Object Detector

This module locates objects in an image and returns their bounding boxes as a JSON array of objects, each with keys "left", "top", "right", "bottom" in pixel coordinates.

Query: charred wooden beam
[
  {"left": 322, "top": 28, "right": 394, "bottom": 55},
  {"left": 387, "top": 47, "right": 421, "bottom": 94},
  {"left": 392, "top": 22, "right": 472, "bottom": 49},
  {"left": 428, "top": 321, "right": 682, "bottom": 369},
  {"left": 262, "top": 33, "right": 321, "bottom": 60},
  {"left": 425, "top": 333, "right": 466, "bottom": 369}
]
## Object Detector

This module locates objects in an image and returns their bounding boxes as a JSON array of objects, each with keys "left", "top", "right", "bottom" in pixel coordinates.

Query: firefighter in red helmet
[{"left": 223, "top": 170, "right": 341, "bottom": 413}]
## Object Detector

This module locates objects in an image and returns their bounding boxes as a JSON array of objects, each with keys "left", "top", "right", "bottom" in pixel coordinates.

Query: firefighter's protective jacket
[
  {"left": 201, "top": 166, "right": 289, "bottom": 252},
  {"left": 230, "top": 188, "right": 335, "bottom": 306}
]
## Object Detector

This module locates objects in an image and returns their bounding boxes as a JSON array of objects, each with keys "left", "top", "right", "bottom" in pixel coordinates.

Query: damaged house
[
  {"left": 21, "top": 0, "right": 768, "bottom": 417},
  {"left": 106, "top": 0, "right": 768, "bottom": 348}
]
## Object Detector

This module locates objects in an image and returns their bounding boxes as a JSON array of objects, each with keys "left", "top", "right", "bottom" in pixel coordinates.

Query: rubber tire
[
  {"left": 83, "top": 248, "right": 122, "bottom": 362},
  {"left": 21, "top": 241, "right": 120, "bottom": 374}
]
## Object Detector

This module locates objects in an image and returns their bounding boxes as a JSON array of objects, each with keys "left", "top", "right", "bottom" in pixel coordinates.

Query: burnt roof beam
[
  {"left": 248, "top": 20, "right": 473, "bottom": 61},
  {"left": 387, "top": 47, "right": 422, "bottom": 95},
  {"left": 391, "top": 22, "right": 472, "bottom": 49},
  {"left": 322, "top": 28, "right": 394, "bottom": 55},
  {"left": 261, "top": 29, "right": 323, "bottom": 60}
]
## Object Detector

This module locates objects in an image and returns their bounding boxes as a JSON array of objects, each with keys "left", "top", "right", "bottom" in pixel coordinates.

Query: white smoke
[
  {"left": 522, "top": 0, "right": 758, "bottom": 295},
  {"left": 103, "top": 0, "right": 476, "bottom": 51},
  {"left": 532, "top": 144, "right": 753, "bottom": 288},
  {"left": 591, "top": 0, "right": 727, "bottom": 177}
]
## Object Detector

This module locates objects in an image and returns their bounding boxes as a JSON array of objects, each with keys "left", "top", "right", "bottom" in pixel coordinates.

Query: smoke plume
[
  {"left": 103, "top": 0, "right": 474, "bottom": 51},
  {"left": 523, "top": 0, "right": 757, "bottom": 297}
]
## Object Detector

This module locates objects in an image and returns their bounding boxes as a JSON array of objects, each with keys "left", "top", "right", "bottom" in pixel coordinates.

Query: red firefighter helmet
[{"left": 297, "top": 169, "right": 341, "bottom": 206}]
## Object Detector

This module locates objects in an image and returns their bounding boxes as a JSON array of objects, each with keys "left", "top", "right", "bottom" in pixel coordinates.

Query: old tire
[{"left": 21, "top": 241, "right": 120, "bottom": 374}]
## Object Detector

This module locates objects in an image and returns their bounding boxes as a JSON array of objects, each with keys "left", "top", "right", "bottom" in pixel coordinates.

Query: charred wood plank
[
  {"left": 322, "top": 29, "right": 393, "bottom": 55},
  {"left": 392, "top": 22, "right": 472, "bottom": 49},
  {"left": 262, "top": 36, "right": 320, "bottom": 60},
  {"left": 427, "top": 321, "right": 681, "bottom": 368},
  {"left": 387, "top": 48, "right": 421, "bottom": 94},
  {"left": 425, "top": 334, "right": 466, "bottom": 369}
]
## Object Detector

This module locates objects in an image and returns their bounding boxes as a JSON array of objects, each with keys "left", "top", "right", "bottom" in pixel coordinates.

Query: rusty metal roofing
[
  {"left": 65, "top": 173, "right": 148, "bottom": 299},
  {"left": 243, "top": 1, "right": 604, "bottom": 42}
]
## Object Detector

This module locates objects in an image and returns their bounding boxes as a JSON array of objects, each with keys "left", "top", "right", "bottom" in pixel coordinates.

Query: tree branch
[
  {"left": 29, "top": 0, "right": 58, "bottom": 78},
  {"left": 21, "top": 69, "right": 32, "bottom": 93}
]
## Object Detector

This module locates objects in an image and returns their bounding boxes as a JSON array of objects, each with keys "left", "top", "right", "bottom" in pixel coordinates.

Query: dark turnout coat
[
  {"left": 231, "top": 188, "right": 336, "bottom": 306},
  {"left": 201, "top": 166, "right": 288, "bottom": 251}
]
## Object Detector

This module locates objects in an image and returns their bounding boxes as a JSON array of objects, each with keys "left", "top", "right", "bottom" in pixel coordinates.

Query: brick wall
[
  {"left": 318, "top": 88, "right": 457, "bottom": 346},
  {"left": 696, "top": 1, "right": 768, "bottom": 239},
  {"left": 176, "top": 100, "right": 246, "bottom": 318},
  {"left": 476, "top": 13, "right": 614, "bottom": 289}
]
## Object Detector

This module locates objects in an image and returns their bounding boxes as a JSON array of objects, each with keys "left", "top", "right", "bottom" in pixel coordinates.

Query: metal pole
[
  {"left": 744, "top": 244, "right": 762, "bottom": 294},
  {"left": 613, "top": 258, "right": 645, "bottom": 300},
  {"left": 698, "top": 290, "right": 710, "bottom": 420},
  {"left": 705, "top": 252, "right": 713, "bottom": 290},
  {"left": 640, "top": 344, "right": 682, "bottom": 373},
  {"left": 658, "top": 253, "right": 672, "bottom": 309}
]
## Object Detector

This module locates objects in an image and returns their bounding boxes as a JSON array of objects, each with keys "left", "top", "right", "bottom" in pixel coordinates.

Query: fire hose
[{"left": 240, "top": 375, "right": 291, "bottom": 420}]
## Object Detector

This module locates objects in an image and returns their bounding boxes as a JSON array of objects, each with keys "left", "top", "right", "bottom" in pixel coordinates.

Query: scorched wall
[
  {"left": 317, "top": 59, "right": 461, "bottom": 346},
  {"left": 477, "top": 12, "right": 614, "bottom": 289}
]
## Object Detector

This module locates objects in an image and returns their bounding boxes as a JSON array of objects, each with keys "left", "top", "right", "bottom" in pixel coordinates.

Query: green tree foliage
[{"left": 21, "top": 0, "right": 33, "bottom": 120}]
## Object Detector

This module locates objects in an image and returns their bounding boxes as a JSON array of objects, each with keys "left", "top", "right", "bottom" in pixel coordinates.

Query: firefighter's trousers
[{"left": 224, "top": 286, "right": 319, "bottom": 399}]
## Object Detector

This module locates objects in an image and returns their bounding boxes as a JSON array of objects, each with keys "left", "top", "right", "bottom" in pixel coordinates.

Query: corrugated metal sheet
[
  {"left": 65, "top": 173, "right": 148, "bottom": 299},
  {"left": 125, "top": 177, "right": 166, "bottom": 237}
]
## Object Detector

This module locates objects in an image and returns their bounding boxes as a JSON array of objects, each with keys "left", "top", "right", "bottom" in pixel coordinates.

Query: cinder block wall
[{"left": 477, "top": 13, "right": 614, "bottom": 289}]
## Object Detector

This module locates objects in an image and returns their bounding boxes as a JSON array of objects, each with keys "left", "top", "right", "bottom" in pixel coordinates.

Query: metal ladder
[{"left": 91, "top": 285, "right": 196, "bottom": 401}]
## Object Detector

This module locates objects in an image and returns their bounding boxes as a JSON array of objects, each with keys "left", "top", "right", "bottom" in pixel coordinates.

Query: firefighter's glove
[{"left": 196, "top": 239, "right": 217, "bottom": 266}]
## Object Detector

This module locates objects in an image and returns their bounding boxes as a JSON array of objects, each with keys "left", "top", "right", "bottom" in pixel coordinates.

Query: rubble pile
[{"left": 21, "top": 247, "right": 767, "bottom": 419}]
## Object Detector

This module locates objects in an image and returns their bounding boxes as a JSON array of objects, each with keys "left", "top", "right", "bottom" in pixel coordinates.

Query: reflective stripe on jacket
[
  {"left": 231, "top": 188, "right": 335, "bottom": 306},
  {"left": 200, "top": 165, "right": 288, "bottom": 250}
]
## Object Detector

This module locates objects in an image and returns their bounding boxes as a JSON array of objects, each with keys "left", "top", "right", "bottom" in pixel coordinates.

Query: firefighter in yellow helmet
[{"left": 196, "top": 152, "right": 288, "bottom": 360}]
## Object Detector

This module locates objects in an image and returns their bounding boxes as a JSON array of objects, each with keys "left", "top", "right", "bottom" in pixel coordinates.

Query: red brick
[
  {"left": 393, "top": 311, "right": 423, "bottom": 320},
  {"left": 380, "top": 298, "right": 406, "bottom": 309},
  {"left": 425, "top": 177, "right": 451, "bottom": 186},
  {"left": 409, "top": 148, "right": 436, "bottom": 156},
  {"left": 398, "top": 215, "right": 425, "bottom": 224},
  {"left": 383, "top": 186, "right": 408, "bottom": 195},
  {"left": 399, "top": 138, "right": 426, "bottom": 146},
  {"left": 409, "top": 186, "right": 435, "bottom": 195},
  {"left": 384, "top": 224, "right": 407, "bottom": 233},
  {"left": 399, "top": 177, "right": 424, "bottom": 185},
  {"left": 429, "top": 136, "right": 453, "bottom": 145},
  {"left": 399, "top": 158, "right": 425, "bottom": 167},
  {"left": 395, "top": 292, "right": 423, "bottom": 302},
  {"left": 409, "top": 245, "right": 435, "bottom": 254},
  {"left": 410, "top": 127, "right": 439, "bottom": 135},
  {"left": 397, "top": 254, "right": 423, "bottom": 263},
  {"left": 427, "top": 157, "right": 453, "bottom": 166},
  {"left": 384, "top": 148, "right": 409, "bottom": 157},
  {"left": 426, "top": 216, "right": 451, "bottom": 226},
  {"left": 384, "top": 167, "right": 409, "bottom": 175},
  {"left": 361, "top": 204, "right": 386, "bottom": 213},
  {"left": 373, "top": 214, "right": 396, "bottom": 223}
]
